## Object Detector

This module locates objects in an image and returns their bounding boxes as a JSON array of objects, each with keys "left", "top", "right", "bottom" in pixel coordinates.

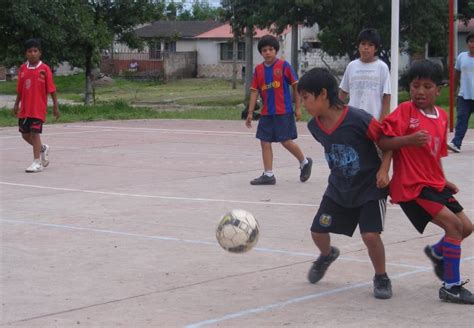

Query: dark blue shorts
[
  {"left": 256, "top": 112, "right": 297, "bottom": 142},
  {"left": 18, "top": 117, "right": 43, "bottom": 134}
]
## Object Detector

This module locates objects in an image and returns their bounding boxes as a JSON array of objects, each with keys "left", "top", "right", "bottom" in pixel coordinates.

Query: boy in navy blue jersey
[{"left": 298, "top": 68, "right": 392, "bottom": 299}]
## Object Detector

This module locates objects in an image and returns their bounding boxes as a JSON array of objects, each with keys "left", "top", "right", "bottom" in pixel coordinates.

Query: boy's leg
[
  {"left": 361, "top": 232, "right": 386, "bottom": 275},
  {"left": 250, "top": 141, "right": 275, "bottom": 185},
  {"left": 431, "top": 207, "right": 474, "bottom": 304},
  {"left": 308, "top": 232, "right": 340, "bottom": 284},
  {"left": 450, "top": 97, "right": 472, "bottom": 151},
  {"left": 280, "top": 140, "right": 313, "bottom": 182}
]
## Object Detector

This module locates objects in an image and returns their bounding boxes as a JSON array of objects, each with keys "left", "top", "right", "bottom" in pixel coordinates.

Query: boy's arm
[
  {"left": 339, "top": 89, "right": 348, "bottom": 103},
  {"left": 380, "top": 94, "right": 391, "bottom": 120},
  {"left": 378, "top": 130, "right": 430, "bottom": 151},
  {"left": 50, "top": 92, "right": 60, "bottom": 120},
  {"left": 376, "top": 150, "right": 392, "bottom": 188},
  {"left": 245, "top": 90, "right": 258, "bottom": 128},
  {"left": 12, "top": 94, "right": 20, "bottom": 117},
  {"left": 454, "top": 69, "right": 461, "bottom": 94},
  {"left": 292, "top": 83, "right": 301, "bottom": 121}
]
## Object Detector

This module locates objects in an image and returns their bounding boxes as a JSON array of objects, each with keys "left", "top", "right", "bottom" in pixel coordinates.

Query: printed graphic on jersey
[{"left": 325, "top": 144, "right": 360, "bottom": 177}]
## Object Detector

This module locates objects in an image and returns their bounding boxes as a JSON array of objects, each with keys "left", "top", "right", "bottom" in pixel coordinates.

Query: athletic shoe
[
  {"left": 40, "top": 144, "right": 50, "bottom": 167},
  {"left": 439, "top": 280, "right": 474, "bottom": 304},
  {"left": 447, "top": 142, "right": 461, "bottom": 153},
  {"left": 373, "top": 274, "right": 393, "bottom": 299},
  {"left": 308, "top": 246, "right": 340, "bottom": 284},
  {"left": 250, "top": 173, "right": 276, "bottom": 185},
  {"left": 25, "top": 160, "right": 43, "bottom": 173},
  {"left": 300, "top": 157, "right": 313, "bottom": 182},
  {"left": 424, "top": 245, "right": 444, "bottom": 281}
]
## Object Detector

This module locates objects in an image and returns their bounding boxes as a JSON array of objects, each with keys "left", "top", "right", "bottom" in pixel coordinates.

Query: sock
[
  {"left": 300, "top": 157, "right": 308, "bottom": 169},
  {"left": 264, "top": 171, "right": 274, "bottom": 177},
  {"left": 431, "top": 236, "right": 444, "bottom": 258},
  {"left": 41, "top": 144, "right": 46, "bottom": 152},
  {"left": 442, "top": 237, "right": 461, "bottom": 287}
]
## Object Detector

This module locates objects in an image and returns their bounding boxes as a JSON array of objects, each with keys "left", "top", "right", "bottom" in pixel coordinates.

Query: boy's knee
[
  {"left": 462, "top": 221, "right": 473, "bottom": 239},
  {"left": 361, "top": 232, "right": 381, "bottom": 246}
]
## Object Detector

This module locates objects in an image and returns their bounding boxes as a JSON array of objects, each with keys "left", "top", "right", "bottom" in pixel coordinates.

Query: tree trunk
[
  {"left": 291, "top": 25, "right": 299, "bottom": 76},
  {"left": 244, "top": 27, "right": 253, "bottom": 104},
  {"left": 84, "top": 46, "right": 94, "bottom": 105},
  {"left": 232, "top": 36, "right": 238, "bottom": 89}
]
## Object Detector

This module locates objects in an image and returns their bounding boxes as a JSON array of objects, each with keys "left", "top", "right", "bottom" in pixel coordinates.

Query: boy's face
[
  {"left": 260, "top": 45, "right": 277, "bottom": 64},
  {"left": 409, "top": 78, "right": 440, "bottom": 111},
  {"left": 300, "top": 90, "right": 326, "bottom": 117},
  {"left": 358, "top": 40, "right": 377, "bottom": 62},
  {"left": 468, "top": 38, "right": 474, "bottom": 54},
  {"left": 26, "top": 47, "right": 41, "bottom": 64}
]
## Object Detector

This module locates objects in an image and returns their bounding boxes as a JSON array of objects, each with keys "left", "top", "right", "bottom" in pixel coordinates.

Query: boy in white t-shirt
[{"left": 339, "top": 28, "right": 391, "bottom": 120}]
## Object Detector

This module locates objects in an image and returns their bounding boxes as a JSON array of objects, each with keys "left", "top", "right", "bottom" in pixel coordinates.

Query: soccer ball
[{"left": 216, "top": 209, "right": 260, "bottom": 253}]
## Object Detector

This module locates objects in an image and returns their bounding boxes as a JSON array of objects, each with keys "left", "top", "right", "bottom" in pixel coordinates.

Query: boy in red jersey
[
  {"left": 12, "top": 39, "right": 60, "bottom": 173},
  {"left": 378, "top": 60, "right": 473, "bottom": 304},
  {"left": 245, "top": 35, "right": 312, "bottom": 185}
]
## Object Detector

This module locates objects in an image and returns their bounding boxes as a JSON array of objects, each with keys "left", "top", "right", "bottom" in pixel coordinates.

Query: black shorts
[
  {"left": 18, "top": 117, "right": 43, "bottom": 134},
  {"left": 256, "top": 112, "right": 297, "bottom": 142},
  {"left": 399, "top": 187, "right": 463, "bottom": 234},
  {"left": 311, "top": 196, "right": 387, "bottom": 237}
]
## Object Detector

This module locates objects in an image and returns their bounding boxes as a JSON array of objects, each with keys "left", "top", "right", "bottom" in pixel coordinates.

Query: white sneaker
[
  {"left": 25, "top": 160, "right": 43, "bottom": 173},
  {"left": 40, "top": 144, "right": 50, "bottom": 167},
  {"left": 447, "top": 142, "right": 461, "bottom": 153}
]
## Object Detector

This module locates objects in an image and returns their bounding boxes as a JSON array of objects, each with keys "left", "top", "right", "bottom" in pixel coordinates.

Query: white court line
[
  {"left": 67, "top": 124, "right": 315, "bottom": 138},
  {"left": 0, "top": 218, "right": 429, "bottom": 271},
  {"left": 0, "top": 129, "right": 104, "bottom": 140},
  {"left": 2, "top": 181, "right": 473, "bottom": 212},
  {"left": 186, "top": 257, "right": 474, "bottom": 328}
]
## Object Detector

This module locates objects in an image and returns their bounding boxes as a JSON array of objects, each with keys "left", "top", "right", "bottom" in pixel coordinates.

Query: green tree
[{"left": 0, "top": 0, "right": 162, "bottom": 105}]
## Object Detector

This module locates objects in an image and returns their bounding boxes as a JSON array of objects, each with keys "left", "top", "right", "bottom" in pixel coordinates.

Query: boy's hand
[
  {"left": 294, "top": 108, "right": 302, "bottom": 121},
  {"left": 376, "top": 168, "right": 390, "bottom": 188},
  {"left": 408, "top": 130, "right": 429, "bottom": 147},
  {"left": 12, "top": 104, "right": 19, "bottom": 117},
  {"left": 445, "top": 180, "right": 459, "bottom": 194},
  {"left": 53, "top": 105, "right": 60, "bottom": 120},
  {"left": 245, "top": 113, "right": 253, "bottom": 128}
]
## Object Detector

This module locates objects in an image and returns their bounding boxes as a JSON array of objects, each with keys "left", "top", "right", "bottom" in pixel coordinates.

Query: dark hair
[
  {"left": 467, "top": 31, "right": 474, "bottom": 43},
  {"left": 24, "top": 38, "right": 42, "bottom": 51},
  {"left": 297, "top": 68, "right": 345, "bottom": 108},
  {"left": 405, "top": 59, "right": 443, "bottom": 87},
  {"left": 257, "top": 35, "right": 280, "bottom": 53},
  {"left": 357, "top": 28, "right": 381, "bottom": 50}
]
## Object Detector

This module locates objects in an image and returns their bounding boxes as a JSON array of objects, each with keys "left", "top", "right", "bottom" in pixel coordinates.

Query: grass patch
[{"left": 0, "top": 101, "right": 242, "bottom": 127}]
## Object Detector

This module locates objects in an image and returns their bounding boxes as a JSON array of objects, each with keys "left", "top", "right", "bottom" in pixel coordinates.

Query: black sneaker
[
  {"left": 424, "top": 245, "right": 444, "bottom": 281},
  {"left": 439, "top": 280, "right": 474, "bottom": 304},
  {"left": 373, "top": 274, "right": 393, "bottom": 299},
  {"left": 307, "top": 246, "right": 340, "bottom": 284},
  {"left": 300, "top": 157, "right": 313, "bottom": 182},
  {"left": 250, "top": 173, "right": 276, "bottom": 185}
]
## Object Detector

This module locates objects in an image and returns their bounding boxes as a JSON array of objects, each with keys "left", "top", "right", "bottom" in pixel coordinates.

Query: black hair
[
  {"left": 357, "top": 28, "right": 381, "bottom": 50},
  {"left": 467, "top": 31, "right": 474, "bottom": 43},
  {"left": 297, "top": 68, "right": 345, "bottom": 108},
  {"left": 257, "top": 35, "right": 280, "bottom": 53},
  {"left": 24, "top": 38, "right": 42, "bottom": 51},
  {"left": 405, "top": 59, "right": 443, "bottom": 87}
]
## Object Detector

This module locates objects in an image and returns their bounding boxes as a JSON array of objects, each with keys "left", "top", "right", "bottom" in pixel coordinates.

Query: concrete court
[{"left": 0, "top": 119, "right": 473, "bottom": 328}]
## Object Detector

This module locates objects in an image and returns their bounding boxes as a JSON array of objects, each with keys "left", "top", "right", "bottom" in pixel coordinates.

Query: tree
[{"left": 0, "top": 0, "right": 162, "bottom": 105}]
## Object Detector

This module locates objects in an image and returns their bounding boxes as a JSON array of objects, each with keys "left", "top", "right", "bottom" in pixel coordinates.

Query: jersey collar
[{"left": 26, "top": 61, "right": 42, "bottom": 69}]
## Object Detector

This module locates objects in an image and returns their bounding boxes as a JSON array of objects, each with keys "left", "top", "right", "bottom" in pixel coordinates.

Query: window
[{"left": 220, "top": 42, "right": 245, "bottom": 61}]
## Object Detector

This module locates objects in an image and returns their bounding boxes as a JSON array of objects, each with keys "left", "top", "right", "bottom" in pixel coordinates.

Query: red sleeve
[
  {"left": 16, "top": 66, "right": 23, "bottom": 95},
  {"left": 284, "top": 61, "right": 298, "bottom": 85},
  {"left": 250, "top": 66, "right": 259, "bottom": 90},
  {"left": 381, "top": 103, "right": 410, "bottom": 137},
  {"left": 440, "top": 109, "right": 448, "bottom": 157},
  {"left": 367, "top": 118, "right": 382, "bottom": 142},
  {"left": 45, "top": 65, "right": 56, "bottom": 94}
]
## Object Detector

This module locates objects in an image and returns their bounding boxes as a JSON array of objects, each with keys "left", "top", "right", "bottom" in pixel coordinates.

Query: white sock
[
  {"left": 264, "top": 171, "right": 274, "bottom": 177},
  {"left": 300, "top": 157, "right": 308, "bottom": 169}
]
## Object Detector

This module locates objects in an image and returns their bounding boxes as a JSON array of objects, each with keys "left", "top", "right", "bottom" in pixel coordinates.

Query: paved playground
[{"left": 1, "top": 119, "right": 473, "bottom": 327}]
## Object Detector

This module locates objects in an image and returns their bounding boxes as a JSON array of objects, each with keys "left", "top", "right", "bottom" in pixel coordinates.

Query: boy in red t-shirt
[
  {"left": 12, "top": 39, "right": 60, "bottom": 173},
  {"left": 378, "top": 60, "right": 473, "bottom": 304},
  {"left": 245, "top": 35, "right": 312, "bottom": 185}
]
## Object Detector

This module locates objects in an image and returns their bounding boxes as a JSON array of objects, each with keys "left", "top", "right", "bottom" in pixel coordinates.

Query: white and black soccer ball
[{"left": 216, "top": 209, "right": 260, "bottom": 253}]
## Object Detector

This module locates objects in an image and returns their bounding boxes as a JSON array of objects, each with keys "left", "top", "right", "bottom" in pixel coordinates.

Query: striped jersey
[{"left": 250, "top": 59, "right": 298, "bottom": 116}]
